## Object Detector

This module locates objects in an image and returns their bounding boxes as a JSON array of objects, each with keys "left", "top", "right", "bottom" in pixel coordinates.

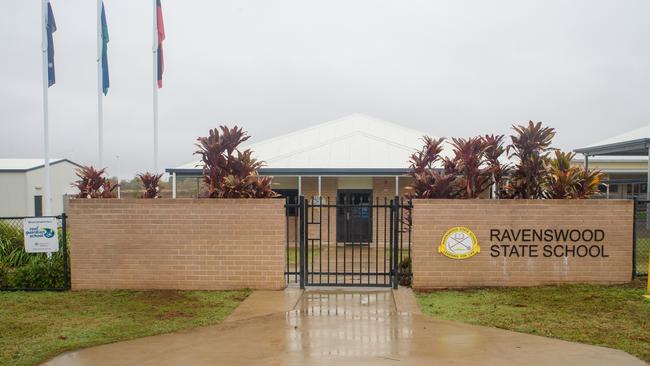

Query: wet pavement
[{"left": 44, "top": 289, "right": 645, "bottom": 366}]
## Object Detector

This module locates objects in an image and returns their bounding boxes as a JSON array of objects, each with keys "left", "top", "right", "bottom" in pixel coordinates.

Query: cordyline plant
[
  {"left": 544, "top": 151, "right": 603, "bottom": 199},
  {"left": 72, "top": 166, "right": 117, "bottom": 198},
  {"left": 405, "top": 137, "right": 462, "bottom": 198},
  {"left": 504, "top": 121, "right": 556, "bottom": 199},
  {"left": 137, "top": 172, "right": 163, "bottom": 198},
  {"left": 482, "top": 134, "right": 509, "bottom": 198},
  {"left": 451, "top": 136, "right": 492, "bottom": 198},
  {"left": 406, "top": 121, "right": 602, "bottom": 200},
  {"left": 407, "top": 134, "right": 509, "bottom": 199},
  {"left": 194, "top": 126, "right": 276, "bottom": 198}
]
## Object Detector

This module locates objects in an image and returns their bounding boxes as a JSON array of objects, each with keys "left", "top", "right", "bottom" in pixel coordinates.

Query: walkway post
[
  {"left": 395, "top": 176, "right": 399, "bottom": 196},
  {"left": 298, "top": 176, "right": 302, "bottom": 196},
  {"left": 172, "top": 172, "right": 176, "bottom": 198},
  {"left": 317, "top": 176, "right": 321, "bottom": 198}
]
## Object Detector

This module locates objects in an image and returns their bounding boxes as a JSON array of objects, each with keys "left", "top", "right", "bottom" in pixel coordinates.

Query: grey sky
[{"left": 1, "top": 0, "right": 649, "bottom": 177}]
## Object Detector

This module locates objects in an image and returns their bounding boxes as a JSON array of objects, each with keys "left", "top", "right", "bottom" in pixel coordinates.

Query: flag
[
  {"left": 46, "top": 1, "right": 57, "bottom": 87},
  {"left": 100, "top": 2, "right": 110, "bottom": 95},
  {"left": 156, "top": 0, "right": 165, "bottom": 88}
]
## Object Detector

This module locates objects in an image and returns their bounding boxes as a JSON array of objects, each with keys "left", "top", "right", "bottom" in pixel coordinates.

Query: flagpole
[
  {"left": 152, "top": 0, "right": 159, "bottom": 174},
  {"left": 41, "top": 0, "right": 51, "bottom": 216},
  {"left": 97, "top": 0, "right": 104, "bottom": 169}
]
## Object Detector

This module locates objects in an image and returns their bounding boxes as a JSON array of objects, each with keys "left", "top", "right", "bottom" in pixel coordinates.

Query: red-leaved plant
[
  {"left": 405, "top": 137, "right": 461, "bottom": 199},
  {"left": 194, "top": 126, "right": 276, "bottom": 198},
  {"left": 72, "top": 166, "right": 117, "bottom": 198},
  {"left": 137, "top": 172, "right": 163, "bottom": 198},
  {"left": 482, "top": 134, "right": 509, "bottom": 198},
  {"left": 450, "top": 136, "right": 492, "bottom": 198},
  {"left": 407, "top": 122, "right": 602, "bottom": 200},
  {"left": 504, "top": 121, "right": 556, "bottom": 199}
]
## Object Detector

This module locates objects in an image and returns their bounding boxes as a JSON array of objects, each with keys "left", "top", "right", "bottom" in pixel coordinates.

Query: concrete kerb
[
  {"left": 392, "top": 287, "right": 423, "bottom": 315},
  {"left": 225, "top": 288, "right": 304, "bottom": 322}
]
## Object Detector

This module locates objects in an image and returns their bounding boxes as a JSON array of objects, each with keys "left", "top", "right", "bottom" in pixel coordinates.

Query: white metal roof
[
  {"left": 574, "top": 124, "right": 650, "bottom": 156},
  {"left": 173, "top": 114, "right": 449, "bottom": 174},
  {"left": 0, "top": 158, "right": 74, "bottom": 172}
]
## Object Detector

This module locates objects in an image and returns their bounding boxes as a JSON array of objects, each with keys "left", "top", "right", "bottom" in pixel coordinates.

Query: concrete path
[{"left": 44, "top": 289, "right": 645, "bottom": 366}]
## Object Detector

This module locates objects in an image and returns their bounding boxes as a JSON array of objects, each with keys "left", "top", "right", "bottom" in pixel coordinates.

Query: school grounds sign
[
  {"left": 413, "top": 199, "right": 633, "bottom": 289},
  {"left": 23, "top": 217, "right": 59, "bottom": 253}
]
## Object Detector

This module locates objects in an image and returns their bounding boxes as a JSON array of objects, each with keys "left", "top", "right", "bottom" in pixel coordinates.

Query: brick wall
[
  {"left": 412, "top": 200, "right": 633, "bottom": 289},
  {"left": 69, "top": 199, "right": 286, "bottom": 290}
]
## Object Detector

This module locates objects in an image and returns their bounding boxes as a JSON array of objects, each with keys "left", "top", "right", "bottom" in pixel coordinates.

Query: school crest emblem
[{"left": 439, "top": 227, "right": 480, "bottom": 259}]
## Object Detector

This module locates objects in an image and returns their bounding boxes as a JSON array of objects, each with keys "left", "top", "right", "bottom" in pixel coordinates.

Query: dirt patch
[
  {"left": 158, "top": 311, "right": 193, "bottom": 319},
  {"left": 135, "top": 291, "right": 192, "bottom": 305}
]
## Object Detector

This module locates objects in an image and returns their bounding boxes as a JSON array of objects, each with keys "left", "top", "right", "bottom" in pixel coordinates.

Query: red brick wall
[
  {"left": 412, "top": 199, "right": 633, "bottom": 289},
  {"left": 69, "top": 199, "right": 286, "bottom": 290}
]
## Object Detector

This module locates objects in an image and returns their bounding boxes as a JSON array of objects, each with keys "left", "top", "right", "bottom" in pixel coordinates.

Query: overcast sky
[{"left": 1, "top": 0, "right": 649, "bottom": 177}]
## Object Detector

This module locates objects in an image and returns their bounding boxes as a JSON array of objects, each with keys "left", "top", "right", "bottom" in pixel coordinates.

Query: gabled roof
[
  {"left": 0, "top": 158, "right": 81, "bottom": 172},
  {"left": 170, "top": 114, "right": 445, "bottom": 176},
  {"left": 574, "top": 124, "right": 650, "bottom": 156}
]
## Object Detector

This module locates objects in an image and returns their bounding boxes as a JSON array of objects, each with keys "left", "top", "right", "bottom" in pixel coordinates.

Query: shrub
[
  {"left": 483, "top": 134, "right": 509, "bottom": 198},
  {"left": 398, "top": 257, "right": 412, "bottom": 287},
  {"left": 8, "top": 254, "right": 66, "bottom": 289},
  {"left": 544, "top": 151, "right": 603, "bottom": 199},
  {"left": 451, "top": 137, "right": 492, "bottom": 198},
  {"left": 0, "top": 222, "right": 69, "bottom": 289},
  {"left": 0, "top": 221, "right": 29, "bottom": 267},
  {"left": 72, "top": 166, "right": 118, "bottom": 198},
  {"left": 194, "top": 126, "right": 276, "bottom": 198},
  {"left": 407, "top": 134, "right": 509, "bottom": 199},
  {"left": 407, "top": 122, "right": 602, "bottom": 200},
  {"left": 137, "top": 172, "right": 163, "bottom": 198},
  {"left": 504, "top": 121, "right": 556, "bottom": 199},
  {"left": 406, "top": 137, "right": 461, "bottom": 198}
]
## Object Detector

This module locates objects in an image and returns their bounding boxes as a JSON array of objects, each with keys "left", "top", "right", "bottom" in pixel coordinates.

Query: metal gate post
[
  {"left": 632, "top": 197, "right": 637, "bottom": 280},
  {"left": 61, "top": 213, "right": 69, "bottom": 290},
  {"left": 392, "top": 196, "right": 400, "bottom": 289},
  {"left": 299, "top": 196, "right": 306, "bottom": 289}
]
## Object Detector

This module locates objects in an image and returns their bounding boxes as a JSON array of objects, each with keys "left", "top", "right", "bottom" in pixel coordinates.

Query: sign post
[{"left": 23, "top": 217, "right": 59, "bottom": 254}]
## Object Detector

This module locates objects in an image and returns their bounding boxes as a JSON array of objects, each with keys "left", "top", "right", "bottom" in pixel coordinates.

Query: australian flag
[{"left": 46, "top": 1, "right": 57, "bottom": 87}]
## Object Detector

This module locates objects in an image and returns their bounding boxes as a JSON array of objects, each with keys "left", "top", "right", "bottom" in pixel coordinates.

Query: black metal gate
[{"left": 285, "top": 196, "right": 412, "bottom": 288}]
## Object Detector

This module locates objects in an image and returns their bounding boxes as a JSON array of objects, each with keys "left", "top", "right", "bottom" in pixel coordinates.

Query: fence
[
  {"left": 0, "top": 214, "right": 69, "bottom": 291},
  {"left": 634, "top": 199, "right": 650, "bottom": 277}
]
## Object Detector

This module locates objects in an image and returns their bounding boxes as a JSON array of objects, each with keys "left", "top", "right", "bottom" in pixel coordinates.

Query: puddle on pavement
[{"left": 285, "top": 291, "right": 414, "bottom": 359}]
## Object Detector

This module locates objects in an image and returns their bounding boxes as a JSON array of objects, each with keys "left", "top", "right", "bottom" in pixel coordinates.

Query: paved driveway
[{"left": 44, "top": 289, "right": 645, "bottom": 366}]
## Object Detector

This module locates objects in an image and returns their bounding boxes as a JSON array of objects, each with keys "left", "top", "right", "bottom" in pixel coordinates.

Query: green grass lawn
[
  {"left": 286, "top": 247, "right": 320, "bottom": 265},
  {"left": 0, "top": 289, "right": 250, "bottom": 366},
  {"left": 417, "top": 281, "right": 650, "bottom": 363}
]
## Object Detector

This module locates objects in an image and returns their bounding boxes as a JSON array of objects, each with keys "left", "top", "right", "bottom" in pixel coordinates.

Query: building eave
[
  {"left": 574, "top": 138, "right": 650, "bottom": 156},
  {"left": 0, "top": 159, "right": 81, "bottom": 173},
  {"left": 166, "top": 167, "right": 413, "bottom": 177}
]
